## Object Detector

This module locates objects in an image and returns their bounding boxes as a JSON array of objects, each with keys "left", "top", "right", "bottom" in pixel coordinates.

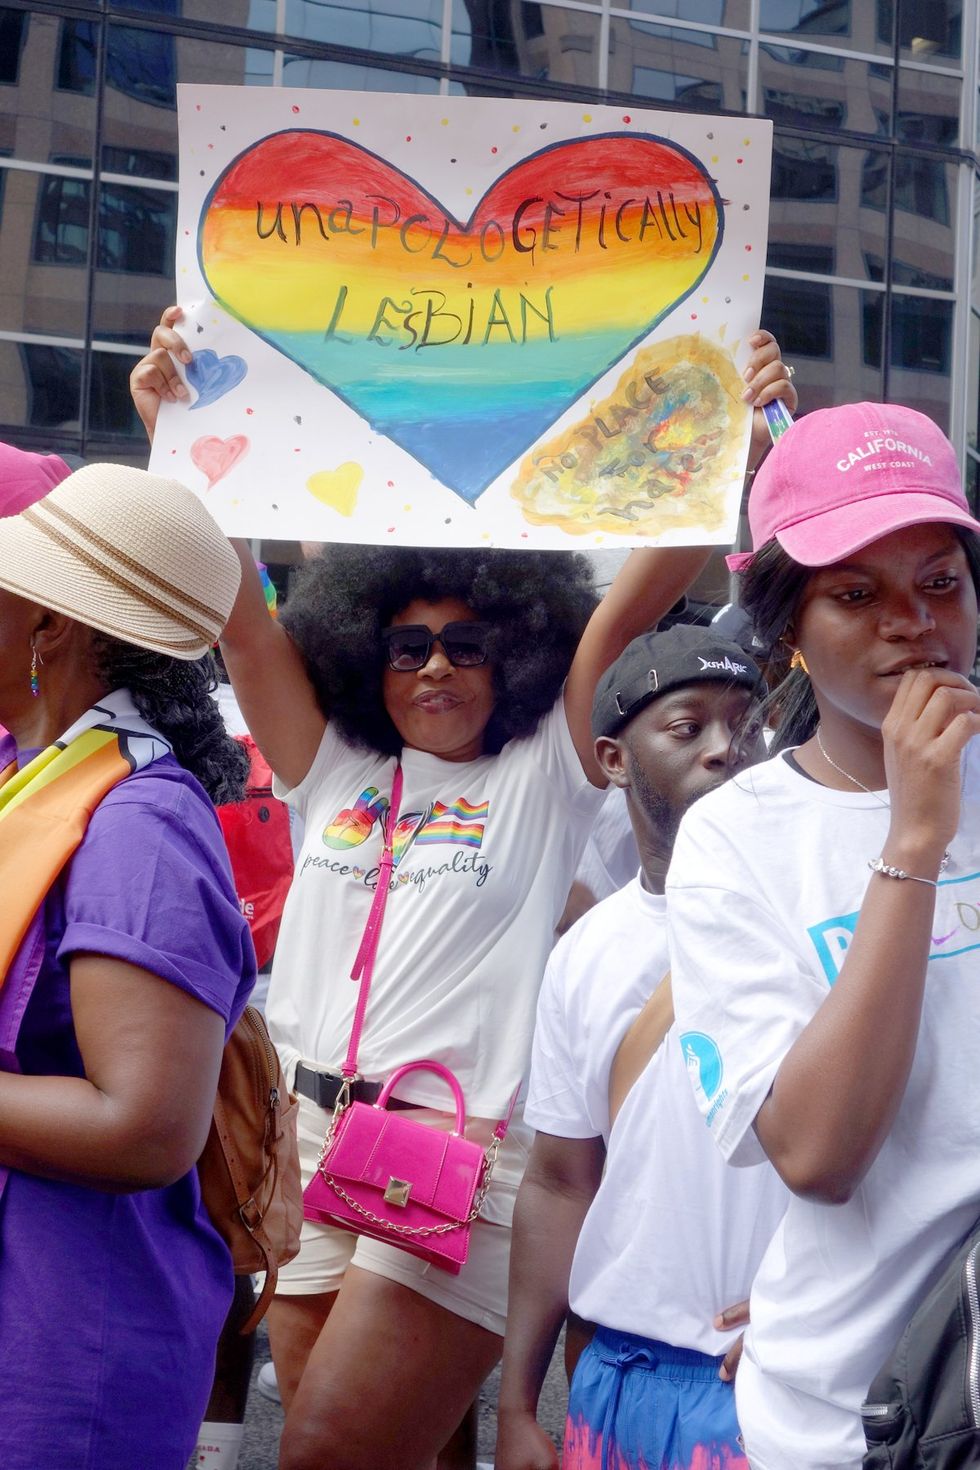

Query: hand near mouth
[{"left": 882, "top": 667, "right": 980, "bottom": 875}]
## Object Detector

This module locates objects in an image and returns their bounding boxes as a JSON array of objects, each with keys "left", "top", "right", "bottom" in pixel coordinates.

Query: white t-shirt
[
  {"left": 574, "top": 786, "right": 639, "bottom": 902},
  {"left": 266, "top": 698, "right": 603, "bottom": 1119},
  {"left": 525, "top": 876, "right": 663, "bottom": 1143},
  {"left": 570, "top": 1021, "right": 786, "bottom": 1351},
  {"left": 668, "top": 746, "right": 980, "bottom": 1470}
]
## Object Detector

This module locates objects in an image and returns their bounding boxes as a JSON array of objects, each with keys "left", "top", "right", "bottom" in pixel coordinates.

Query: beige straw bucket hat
[{"left": 0, "top": 463, "right": 240, "bottom": 660}]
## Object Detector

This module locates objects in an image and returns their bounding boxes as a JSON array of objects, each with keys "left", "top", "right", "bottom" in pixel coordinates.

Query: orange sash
[{"left": 0, "top": 706, "right": 168, "bottom": 985}]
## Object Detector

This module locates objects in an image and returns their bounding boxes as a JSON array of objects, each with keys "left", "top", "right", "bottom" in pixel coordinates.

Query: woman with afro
[{"left": 131, "top": 307, "right": 794, "bottom": 1470}]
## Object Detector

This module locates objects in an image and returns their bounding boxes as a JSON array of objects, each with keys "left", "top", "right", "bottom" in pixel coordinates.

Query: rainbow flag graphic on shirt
[{"left": 415, "top": 797, "right": 489, "bottom": 850}]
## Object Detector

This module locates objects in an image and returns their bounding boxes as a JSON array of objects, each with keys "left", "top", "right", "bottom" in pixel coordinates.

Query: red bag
[{"left": 217, "top": 736, "right": 293, "bottom": 968}]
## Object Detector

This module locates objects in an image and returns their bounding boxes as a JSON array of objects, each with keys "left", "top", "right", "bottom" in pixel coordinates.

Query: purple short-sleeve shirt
[{"left": 0, "top": 753, "right": 256, "bottom": 1470}]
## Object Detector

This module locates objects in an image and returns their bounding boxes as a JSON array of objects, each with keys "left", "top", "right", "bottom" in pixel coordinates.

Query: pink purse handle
[
  {"left": 341, "top": 764, "right": 403, "bottom": 1079},
  {"left": 377, "top": 1060, "right": 466, "bottom": 1132},
  {"left": 339, "top": 763, "right": 517, "bottom": 1139}
]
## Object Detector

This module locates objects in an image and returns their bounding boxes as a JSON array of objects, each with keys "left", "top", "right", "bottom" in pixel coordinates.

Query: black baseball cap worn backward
[{"left": 591, "top": 623, "right": 765, "bottom": 741}]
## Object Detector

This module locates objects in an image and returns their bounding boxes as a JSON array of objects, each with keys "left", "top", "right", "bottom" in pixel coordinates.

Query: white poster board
[{"left": 151, "top": 86, "right": 772, "bottom": 549}]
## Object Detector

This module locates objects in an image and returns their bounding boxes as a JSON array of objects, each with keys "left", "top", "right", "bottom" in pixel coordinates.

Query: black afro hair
[{"left": 280, "top": 545, "right": 598, "bottom": 756}]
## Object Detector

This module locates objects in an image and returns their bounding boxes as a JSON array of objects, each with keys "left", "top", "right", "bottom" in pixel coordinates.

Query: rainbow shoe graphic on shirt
[
  {"left": 390, "top": 805, "right": 434, "bottom": 866},
  {"left": 322, "top": 785, "right": 388, "bottom": 850}
]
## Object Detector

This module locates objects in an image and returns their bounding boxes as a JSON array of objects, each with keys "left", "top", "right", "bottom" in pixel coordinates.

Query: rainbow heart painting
[{"left": 199, "top": 130, "right": 722, "bottom": 505}]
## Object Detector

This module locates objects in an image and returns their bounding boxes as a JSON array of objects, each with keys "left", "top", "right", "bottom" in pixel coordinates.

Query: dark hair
[
  {"left": 280, "top": 545, "right": 598, "bottom": 756},
  {"left": 740, "top": 528, "right": 980, "bottom": 752},
  {"left": 92, "top": 636, "right": 250, "bottom": 805}
]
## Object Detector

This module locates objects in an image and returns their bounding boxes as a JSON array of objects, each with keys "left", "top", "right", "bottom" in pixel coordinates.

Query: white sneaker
[{"left": 255, "top": 1360, "right": 281, "bottom": 1406}]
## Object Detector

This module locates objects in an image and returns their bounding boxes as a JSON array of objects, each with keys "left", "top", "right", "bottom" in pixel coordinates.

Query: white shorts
[{"left": 277, "top": 1089, "right": 530, "bottom": 1336}]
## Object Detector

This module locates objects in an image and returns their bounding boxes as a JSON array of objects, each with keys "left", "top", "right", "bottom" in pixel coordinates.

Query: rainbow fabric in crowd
[{"left": 0, "top": 693, "right": 169, "bottom": 983}]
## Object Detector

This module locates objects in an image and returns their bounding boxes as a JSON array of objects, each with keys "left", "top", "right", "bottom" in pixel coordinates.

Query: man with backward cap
[{"left": 497, "top": 624, "right": 788, "bottom": 1470}]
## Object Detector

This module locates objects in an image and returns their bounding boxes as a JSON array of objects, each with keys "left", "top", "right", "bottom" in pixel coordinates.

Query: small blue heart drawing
[{"left": 186, "top": 349, "right": 247, "bottom": 410}]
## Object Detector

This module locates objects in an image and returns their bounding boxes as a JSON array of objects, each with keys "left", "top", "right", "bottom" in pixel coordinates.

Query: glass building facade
[{"left": 1, "top": 0, "right": 977, "bottom": 520}]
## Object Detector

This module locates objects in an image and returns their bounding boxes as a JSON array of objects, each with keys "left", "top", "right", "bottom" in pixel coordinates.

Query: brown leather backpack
[{"left": 197, "top": 1005, "right": 303, "bottom": 1334}]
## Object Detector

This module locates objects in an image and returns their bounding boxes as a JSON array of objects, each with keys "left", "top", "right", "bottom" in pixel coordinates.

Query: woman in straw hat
[
  {"left": 0, "top": 461, "right": 255, "bottom": 1469},
  {"left": 668, "top": 402, "right": 980, "bottom": 1470}
]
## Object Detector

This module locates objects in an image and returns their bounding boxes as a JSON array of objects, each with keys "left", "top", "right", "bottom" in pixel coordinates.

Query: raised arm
[
  {"left": 130, "top": 308, "right": 326, "bottom": 788},
  {"left": 564, "top": 332, "right": 796, "bottom": 783}
]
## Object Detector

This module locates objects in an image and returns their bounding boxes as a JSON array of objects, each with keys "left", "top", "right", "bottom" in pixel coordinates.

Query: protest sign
[{"left": 151, "top": 86, "right": 772, "bottom": 548}]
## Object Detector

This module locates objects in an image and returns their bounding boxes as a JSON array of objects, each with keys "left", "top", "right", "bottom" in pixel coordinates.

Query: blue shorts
[{"left": 562, "top": 1326, "right": 749, "bottom": 1470}]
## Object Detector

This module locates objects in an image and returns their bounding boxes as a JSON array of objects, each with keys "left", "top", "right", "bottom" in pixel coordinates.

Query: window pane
[
  {"left": 106, "top": 0, "right": 279, "bottom": 28},
  {"left": 106, "top": 0, "right": 179, "bottom": 13},
  {"left": 100, "top": 27, "right": 272, "bottom": 193},
  {"left": 967, "top": 310, "right": 980, "bottom": 460},
  {"left": 90, "top": 186, "right": 176, "bottom": 345},
  {"left": 966, "top": 453, "right": 980, "bottom": 520},
  {"left": 767, "top": 242, "right": 836, "bottom": 273},
  {"left": 0, "top": 341, "right": 82, "bottom": 432},
  {"left": 286, "top": 0, "right": 442, "bottom": 58},
  {"left": 57, "top": 18, "right": 98, "bottom": 96},
  {"left": 101, "top": 143, "right": 177, "bottom": 181},
  {"left": 0, "top": 16, "right": 99, "bottom": 167},
  {"left": 33, "top": 173, "right": 91, "bottom": 266},
  {"left": 896, "top": 65, "right": 961, "bottom": 147},
  {"left": 768, "top": 141, "right": 888, "bottom": 286},
  {"left": 88, "top": 349, "right": 143, "bottom": 437},
  {"left": 771, "top": 134, "right": 837, "bottom": 202},
  {"left": 609, "top": 24, "right": 747, "bottom": 112},
  {"left": 0, "top": 8, "right": 27, "bottom": 86},
  {"left": 0, "top": 169, "right": 88, "bottom": 338},
  {"left": 891, "top": 152, "right": 956, "bottom": 289},
  {"left": 281, "top": 57, "right": 440, "bottom": 90},
  {"left": 761, "top": 45, "right": 891, "bottom": 135},
  {"left": 897, "top": 0, "right": 961, "bottom": 64},
  {"left": 888, "top": 294, "right": 954, "bottom": 432},
  {"left": 625, "top": 0, "right": 749, "bottom": 25},
  {"left": 759, "top": 0, "right": 893, "bottom": 57},
  {"left": 761, "top": 278, "right": 886, "bottom": 409},
  {"left": 452, "top": 2, "right": 601, "bottom": 88},
  {"left": 762, "top": 276, "right": 832, "bottom": 358},
  {"left": 98, "top": 182, "right": 176, "bottom": 275}
]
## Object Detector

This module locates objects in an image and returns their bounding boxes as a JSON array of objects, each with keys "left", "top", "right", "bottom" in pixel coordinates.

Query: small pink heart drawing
[{"left": 191, "top": 434, "right": 249, "bottom": 487}]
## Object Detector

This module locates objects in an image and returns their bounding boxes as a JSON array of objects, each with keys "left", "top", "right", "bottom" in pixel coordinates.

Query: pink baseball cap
[
  {"left": 0, "top": 441, "right": 73, "bottom": 518},
  {"left": 727, "top": 402, "right": 980, "bottom": 572}
]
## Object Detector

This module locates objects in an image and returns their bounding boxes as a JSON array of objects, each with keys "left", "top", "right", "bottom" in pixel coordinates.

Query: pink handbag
[
  {"left": 301, "top": 767, "right": 512, "bottom": 1273},
  {"left": 303, "top": 1060, "right": 504, "bottom": 1273}
]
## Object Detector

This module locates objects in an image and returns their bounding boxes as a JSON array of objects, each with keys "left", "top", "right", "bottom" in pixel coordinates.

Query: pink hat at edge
[
  {"left": 0, "top": 442, "right": 73, "bottom": 519},
  {"left": 727, "top": 402, "right": 980, "bottom": 573}
]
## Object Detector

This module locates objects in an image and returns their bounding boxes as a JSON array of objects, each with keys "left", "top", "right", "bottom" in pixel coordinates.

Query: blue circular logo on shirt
[{"left": 680, "top": 1031, "right": 723, "bottom": 1101}]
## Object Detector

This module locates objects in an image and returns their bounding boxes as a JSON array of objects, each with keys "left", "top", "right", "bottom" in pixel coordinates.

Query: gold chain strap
[{"left": 315, "top": 1096, "right": 500, "bottom": 1240}]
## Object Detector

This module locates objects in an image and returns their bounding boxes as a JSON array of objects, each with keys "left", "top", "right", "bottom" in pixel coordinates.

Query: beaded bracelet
[{"left": 868, "top": 856, "right": 938, "bottom": 888}]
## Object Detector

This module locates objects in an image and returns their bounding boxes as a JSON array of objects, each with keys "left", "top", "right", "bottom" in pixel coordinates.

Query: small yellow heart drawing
[{"left": 306, "top": 463, "right": 364, "bottom": 516}]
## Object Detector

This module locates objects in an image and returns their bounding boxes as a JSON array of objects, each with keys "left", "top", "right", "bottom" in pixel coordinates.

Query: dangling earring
[
  {"left": 789, "top": 648, "right": 809, "bottom": 675},
  {"left": 30, "top": 643, "right": 42, "bottom": 698}
]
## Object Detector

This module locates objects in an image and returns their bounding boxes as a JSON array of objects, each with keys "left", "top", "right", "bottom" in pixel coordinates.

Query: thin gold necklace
[{"left": 815, "top": 727, "right": 950, "bottom": 875}]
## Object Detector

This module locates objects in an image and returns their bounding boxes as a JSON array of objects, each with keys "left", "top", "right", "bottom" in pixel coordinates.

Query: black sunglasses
[{"left": 381, "top": 621, "right": 491, "bottom": 672}]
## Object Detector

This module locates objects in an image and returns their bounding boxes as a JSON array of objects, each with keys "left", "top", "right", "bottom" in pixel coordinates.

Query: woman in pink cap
[
  {"left": 0, "top": 440, "right": 74, "bottom": 517},
  {"left": 668, "top": 402, "right": 980, "bottom": 1470}
]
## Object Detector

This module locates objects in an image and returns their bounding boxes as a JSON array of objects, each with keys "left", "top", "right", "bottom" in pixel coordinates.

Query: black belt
[{"left": 294, "top": 1063, "right": 418, "bottom": 1111}]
